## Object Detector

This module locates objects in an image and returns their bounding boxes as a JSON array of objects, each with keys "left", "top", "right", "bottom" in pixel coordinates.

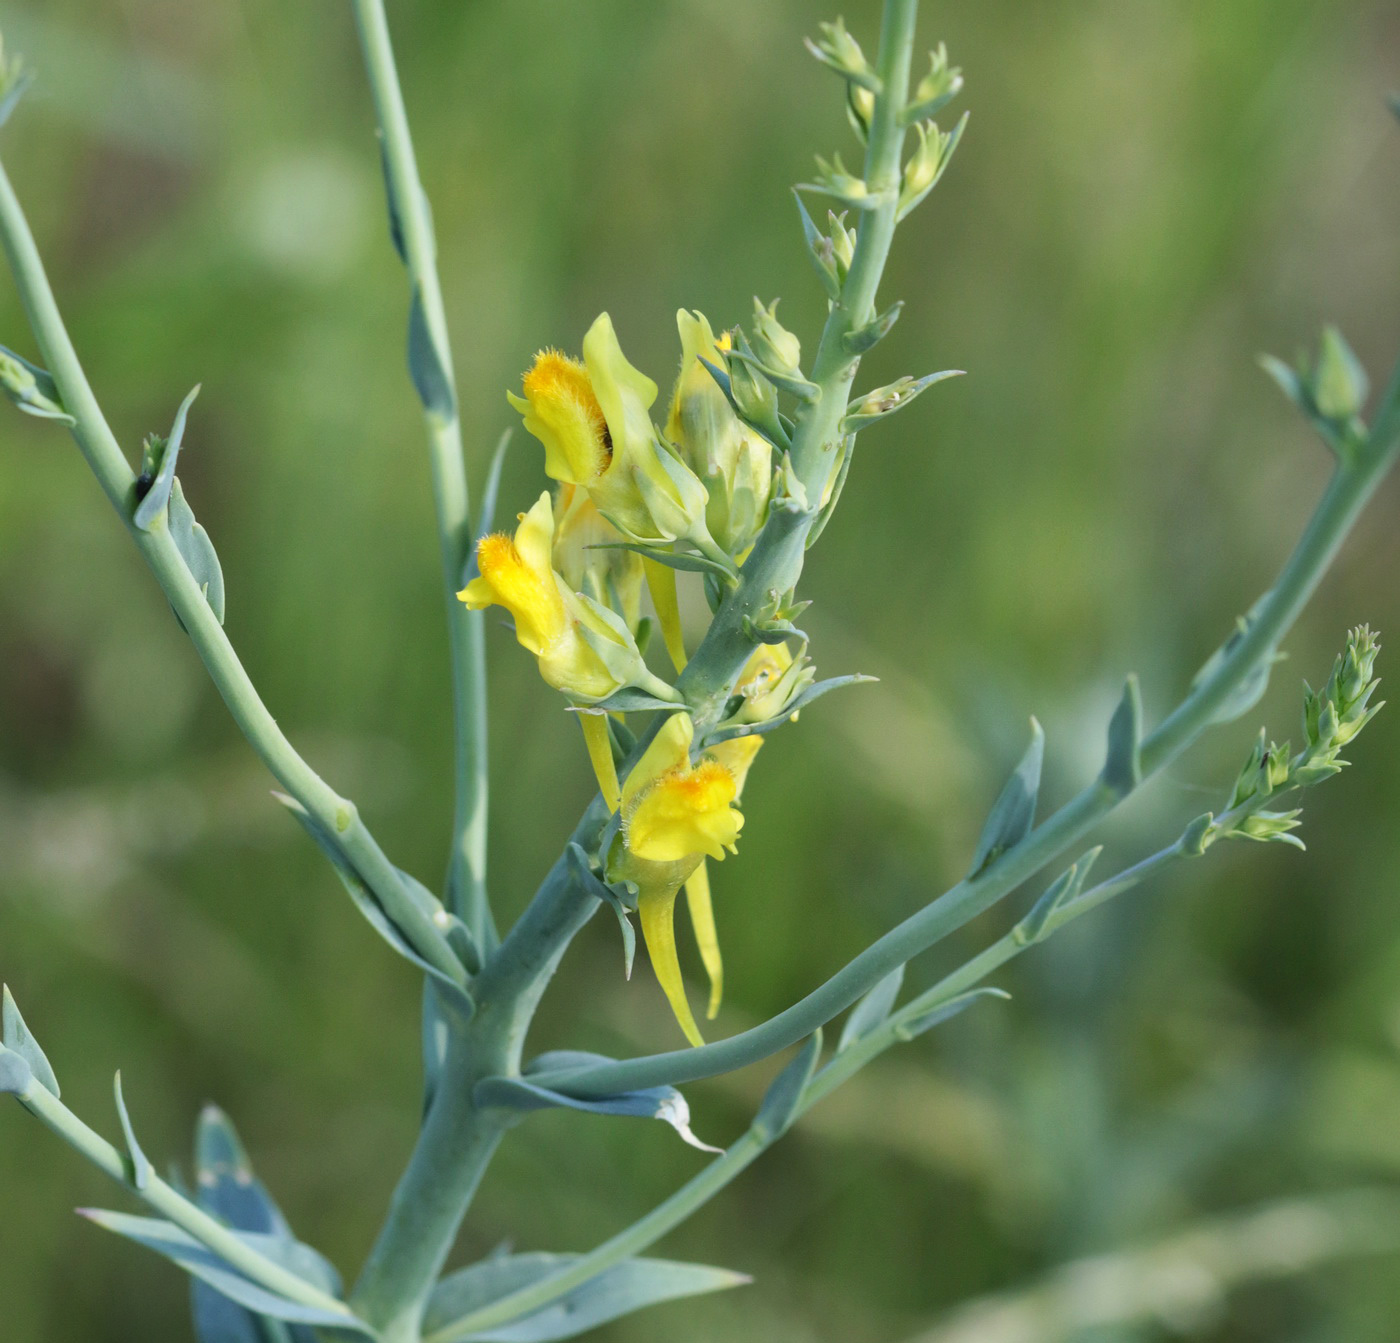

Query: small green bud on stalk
[
  {"left": 903, "top": 44, "right": 964, "bottom": 125},
  {"left": 0, "top": 346, "right": 72, "bottom": 423},
  {"left": 803, "top": 18, "right": 879, "bottom": 92}
]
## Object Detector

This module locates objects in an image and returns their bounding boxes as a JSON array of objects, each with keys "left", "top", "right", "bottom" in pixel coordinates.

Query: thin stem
[
  {"left": 422, "top": 1128, "right": 771, "bottom": 1343},
  {"left": 352, "top": 0, "right": 493, "bottom": 949},
  {"left": 12, "top": 1080, "right": 361, "bottom": 1324},
  {"left": 0, "top": 158, "right": 463, "bottom": 986}
]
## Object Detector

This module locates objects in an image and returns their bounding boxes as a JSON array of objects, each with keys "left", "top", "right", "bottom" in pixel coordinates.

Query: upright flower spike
[
  {"left": 610, "top": 714, "right": 751, "bottom": 1045},
  {"left": 667, "top": 310, "right": 773, "bottom": 560},
  {"left": 508, "top": 314, "right": 716, "bottom": 554}
]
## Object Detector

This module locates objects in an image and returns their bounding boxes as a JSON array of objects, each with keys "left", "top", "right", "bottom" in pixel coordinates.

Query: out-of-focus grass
[{"left": 2, "top": 2, "right": 1399, "bottom": 1340}]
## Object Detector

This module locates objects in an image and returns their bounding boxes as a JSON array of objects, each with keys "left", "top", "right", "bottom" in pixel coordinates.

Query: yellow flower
[
  {"left": 460, "top": 492, "right": 635, "bottom": 703},
  {"left": 668, "top": 310, "right": 772, "bottom": 557},
  {"left": 609, "top": 713, "right": 761, "bottom": 1045},
  {"left": 508, "top": 314, "right": 712, "bottom": 550}
]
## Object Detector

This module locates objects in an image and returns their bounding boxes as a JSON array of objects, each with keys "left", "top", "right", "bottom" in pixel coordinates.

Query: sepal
[{"left": 897, "top": 113, "right": 969, "bottom": 222}]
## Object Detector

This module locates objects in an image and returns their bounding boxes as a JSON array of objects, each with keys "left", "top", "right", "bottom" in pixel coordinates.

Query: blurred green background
[{"left": 2, "top": 1, "right": 1400, "bottom": 1339}]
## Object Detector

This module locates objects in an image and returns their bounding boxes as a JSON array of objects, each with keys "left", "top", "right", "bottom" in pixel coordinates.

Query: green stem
[
  {"left": 350, "top": 1036, "right": 507, "bottom": 1341},
  {"left": 351, "top": 0, "right": 493, "bottom": 950},
  {"left": 12, "top": 1079, "right": 362, "bottom": 1325},
  {"left": 790, "top": 0, "right": 919, "bottom": 500},
  {"left": 0, "top": 158, "right": 463, "bottom": 987},
  {"left": 524, "top": 371, "right": 1400, "bottom": 1099},
  {"left": 421, "top": 1127, "right": 771, "bottom": 1343}
]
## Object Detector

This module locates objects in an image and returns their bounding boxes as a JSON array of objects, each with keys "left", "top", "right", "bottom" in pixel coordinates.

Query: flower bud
[
  {"left": 750, "top": 298, "right": 803, "bottom": 378},
  {"left": 667, "top": 311, "right": 773, "bottom": 557}
]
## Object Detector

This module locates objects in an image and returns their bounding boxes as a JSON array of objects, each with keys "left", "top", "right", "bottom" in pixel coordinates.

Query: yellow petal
[
  {"left": 578, "top": 712, "right": 621, "bottom": 813},
  {"left": 514, "top": 349, "right": 611, "bottom": 483},
  {"left": 642, "top": 557, "right": 687, "bottom": 672},
  {"left": 627, "top": 758, "right": 740, "bottom": 863},
  {"left": 622, "top": 712, "right": 694, "bottom": 809},
  {"left": 461, "top": 493, "right": 566, "bottom": 656},
  {"left": 639, "top": 884, "right": 704, "bottom": 1047},
  {"left": 706, "top": 734, "right": 763, "bottom": 798},
  {"left": 684, "top": 860, "right": 723, "bottom": 1020}
]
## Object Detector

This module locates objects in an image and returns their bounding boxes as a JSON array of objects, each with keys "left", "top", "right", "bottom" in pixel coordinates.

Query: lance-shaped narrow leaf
[
  {"left": 2, "top": 985, "right": 59, "bottom": 1098},
  {"left": 1101, "top": 675, "right": 1142, "bottom": 796},
  {"left": 78, "top": 1213, "right": 367, "bottom": 1332},
  {"left": 425, "top": 1253, "right": 750, "bottom": 1343},
  {"left": 842, "top": 301, "right": 904, "bottom": 355},
  {"left": 190, "top": 1108, "right": 337, "bottom": 1343},
  {"left": 968, "top": 719, "right": 1044, "bottom": 877},
  {"left": 476, "top": 1053, "right": 719, "bottom": 1153},
  {"left": 707, "top": 674, "right": 876, "bottom": 744},
  {"left": 408, "top": 287, "right": 456, "bottom": 419},
  {"left": 134, "top": 385, "right": 201, "bottom": 530},
  {"left": 754, "top": 1030, "right": 822, "bottom": 1140},
  {"left": 1013, "top": 848, "right": 1102, "bottom": 946},
  {"left": 273, "top": 794, "right": 473, "bottom": 1019},
  {"left": 893, "top": 987, "right": 1011, "bottom": 1042},
  {"left": 113, "top": 1072, "right": 153, "bottom": 1191},
  {"left": 838, "top": 966, "right": 906, "bottom": 1053},
  {"left": 568, "top": 844, "right": 636, "bottom": 978},
  {"left": 473, "top": 428, "right": 515, "bottom": 551},
  {"left": 0, "top": 1046, "right": 32, "bottom": 1094},
  {"left": 167, "top": 478, "right": 226, "bottom": 624},
  {"left": 841, "top": 369, "right": 964, "bottom": 433}
]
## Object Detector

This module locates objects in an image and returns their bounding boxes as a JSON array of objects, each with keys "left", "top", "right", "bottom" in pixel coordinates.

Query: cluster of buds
[
  {"left": 463, "top": 311, "right": 820, "bottom": 1041},
  {"left": 1190, "top": 627, "right": 1383, "bottom": 852}
]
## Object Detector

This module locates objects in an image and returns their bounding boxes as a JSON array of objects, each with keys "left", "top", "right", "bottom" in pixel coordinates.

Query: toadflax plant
[{"left": 1, "top": 3, "right": 1398, "bottom": 1340}]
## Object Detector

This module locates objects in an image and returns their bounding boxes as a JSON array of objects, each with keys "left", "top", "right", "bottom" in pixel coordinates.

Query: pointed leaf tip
[
  {"left": 894, "top": 987, "right": 1011, "bottom": 1042},
  {"left": 755, "top": 1030, "right": 822, "bottom": 1140},
  {"left": 114, "top": 1072, "right": 154, "bottom": 1190},
  {"left": 1102, "top": 675, "right": 1143, "bottom": 796},
  {"left": 969, "top": 718, "right": 1044, "bottom": 877},
  {"left": 2, "top": 985, "right": 59, "bottom": 1098}
]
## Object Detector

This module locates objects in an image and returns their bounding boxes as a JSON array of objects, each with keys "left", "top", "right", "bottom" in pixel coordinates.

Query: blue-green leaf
[
  {"left": 273, "top": 793, "right": 473, "bottom": 1019},
  {"left": 569, "top": 689, "right": 677, "bottom": 714},
  {"left": 408, "top": 288, "right": 456, "bottom": 419},
  {"left": 2, "top": 985, "right": 59, "bottom": 1097},
  {"left": 706, "top": 674, "right": 876, "bottom": 744},
  {"left": 592, "top": 542, "right": 734, "bottom": 581},
  {"left": 837, "top": 967, "right": 905, "bottom": 1053},
  {"left": 1012, "top": 848, "right": 1102, "bottom": 946},
  {"left": 1101, "top": 675, "right": 1142, "bottom": 796},
  {"left": 78, "top": 1212, "right": 367, "bottom": 1332},
  {"left": 567, "top": 844, "right": 636, "bottom": 978},
  {"left": 133, "top": 385, "right": 201, "bottom": 530},
  {"left": 168, "top": 478, "right": 226, "bottom": 624},
  {"left": 425, "top": 1253, "right": 749, "bottom": 1342},
  {"left": 968, "top": 719, "right": 1044, "bottom": 877},
  {"left": 0, "top": 1046, "right": 32, "bottom": 1094},
  {"left": 754, "top": 1030, "right": 821, "bottom": 1139},
  {"left": 113, "top": 1072, "right": 153, "bottom": 1190},
  {"left": 894, "top": 987, "right": 1010, "bottom": 1041},
  {"left": 194, "top": 1106, "right": 292, "bottom": 1240},
  {"left": 477, "top": 1055, "right": 719, "bottom": 1153}
]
